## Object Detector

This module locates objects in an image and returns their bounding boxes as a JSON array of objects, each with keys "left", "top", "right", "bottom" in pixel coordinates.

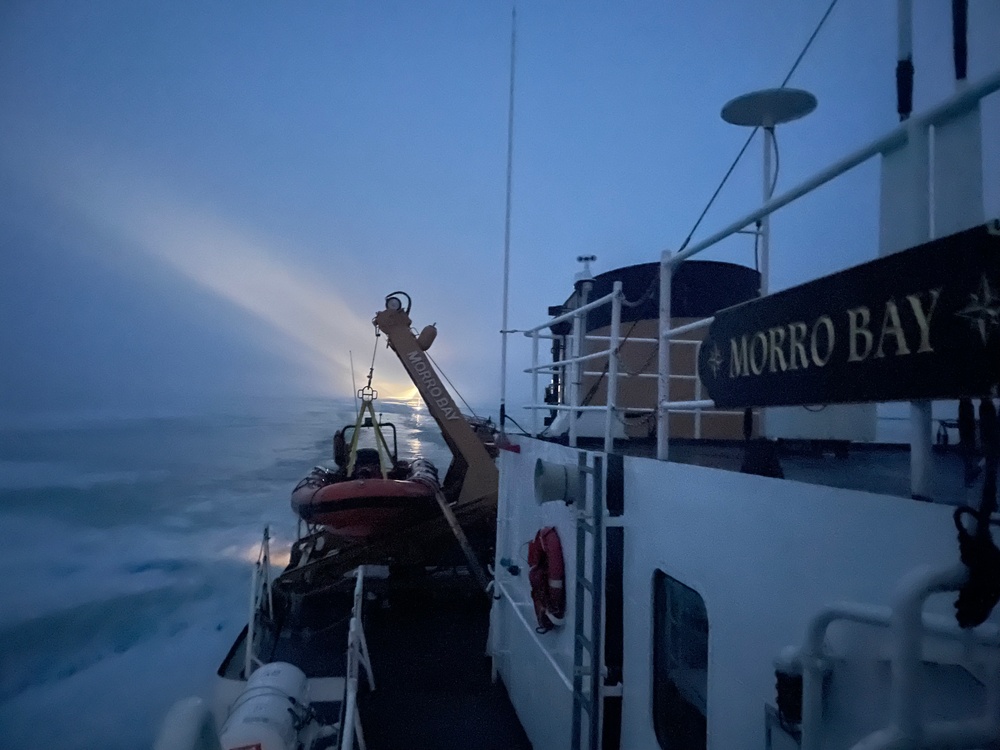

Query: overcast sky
[{"left": 2, "top": 1, "right": 998, "bottom": 418}]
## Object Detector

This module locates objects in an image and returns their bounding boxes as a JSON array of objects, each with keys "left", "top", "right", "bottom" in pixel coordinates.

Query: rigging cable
[
  {"left": 676, "top": 0, "right": 839, "bottom": 254},
  {"left": 424, "top": 349, "right": 479, "bottom": 419},
  {"left": 365, "top": 326, "right": 381, "bottom": 391},
  {"left": 578, "top": 3, "right": 827, "bottom": 409}
]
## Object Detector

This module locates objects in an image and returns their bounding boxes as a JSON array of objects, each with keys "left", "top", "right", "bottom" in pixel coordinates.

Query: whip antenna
[{"left": 499, "top": 5, "right": 517, "bottom": 431}]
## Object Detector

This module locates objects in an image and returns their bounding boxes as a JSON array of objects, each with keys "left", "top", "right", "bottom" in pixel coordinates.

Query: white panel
[
  {"left": 617, "top": 453, "right": 994, "bottom": 750},
  {"left": 766, "top": 403, "right": 877, "bottom": 441},
  {"left": 879, "top": 127, "right": 930, "bottom": 257},
  {"left": 933, "top": 103, "right": 984, "bottom": 236},
  {"left": 490, "top": 441, "right": 584, "bottom": 750}
]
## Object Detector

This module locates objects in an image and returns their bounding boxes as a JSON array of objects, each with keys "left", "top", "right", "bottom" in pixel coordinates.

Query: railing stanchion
[
  {"left": 694, "top": 341, "right": 703, "bottom": 440},
  {"left": 658, "top": 251, "right": 672, "bottom": 460},
  {"left": 605, "top": 281, "right": 623, "bottom": 454},
  {"left": 569, "top": 311, "right": 582, "bottom": 448},
  {"left": 531, "top": 331, "right": 540, "bottom": 436}
]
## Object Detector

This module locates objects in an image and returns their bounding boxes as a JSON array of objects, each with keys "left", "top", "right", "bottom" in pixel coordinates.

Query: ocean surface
[{"left": 0, "top": 396, "right": 454, "bottom": 749}]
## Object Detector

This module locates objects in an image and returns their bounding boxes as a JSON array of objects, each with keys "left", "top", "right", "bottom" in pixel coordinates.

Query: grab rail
[
  {"left": 341, "top": 565, "right": 374, "bottom": 750},
  {"left": 519, "top": 68, "right": 1000, "bottom": 462},
  {"left": 656, "top": 68, "right": 1000, "bottom": 460}
]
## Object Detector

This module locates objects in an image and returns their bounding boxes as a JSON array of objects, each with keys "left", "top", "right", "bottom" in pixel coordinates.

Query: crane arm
[{"left": 373, "top": 303, "right": 498, "bottom": 506}]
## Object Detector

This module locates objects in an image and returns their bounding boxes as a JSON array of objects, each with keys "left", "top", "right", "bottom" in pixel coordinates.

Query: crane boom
[{"left": 373, "top": 300, "right": 498, "bottom": 506}]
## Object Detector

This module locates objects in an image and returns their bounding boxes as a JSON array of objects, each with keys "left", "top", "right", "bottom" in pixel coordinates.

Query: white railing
[
  {"left": 522, "top": 283, "right": 738, "bottom": 451},
  {"left": 341, "top": 565, "right": 375, "bottom": 750},
  {"left": 518, "top": 68, "right": 1000, "bottom": 462},
  {"left": 493, "top": 579, "right": 574, "bottom": 692},
  {"left": 245, "top": 526, "right": 274, "bottom": 679},
  {"left": 793, "top": 565, "right": 1000, "bottom": 750},
  {"left": 523, "top": 282, "right": 622, "bottom": 452},
  {"left": 658, "top": 68, "right": 1000, "bottom": 463}
]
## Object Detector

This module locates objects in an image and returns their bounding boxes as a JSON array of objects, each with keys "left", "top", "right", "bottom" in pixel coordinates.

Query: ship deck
[
  {"left": 580, "top": 437, "right": 984, "bottom": 506},
  {"left": 357, "top": 577, "right": 531, "bottom": 750},
  {"left": 221, "top": 569, "right": 530, "bottom": 750}
]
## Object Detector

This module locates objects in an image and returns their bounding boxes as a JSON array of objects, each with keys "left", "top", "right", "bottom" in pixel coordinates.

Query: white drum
[{"left": 219, "top": 662, "right": 309, "bottom": 750}]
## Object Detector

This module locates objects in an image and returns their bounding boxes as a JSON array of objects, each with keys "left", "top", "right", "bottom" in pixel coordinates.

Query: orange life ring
[{"left": 528, "top": 526, "right": 566, "bottom": 632}]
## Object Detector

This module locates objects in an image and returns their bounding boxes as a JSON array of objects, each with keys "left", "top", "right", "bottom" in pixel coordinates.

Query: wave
[{"left": 0, "top": 582, "right": 214, "bottom": 702}]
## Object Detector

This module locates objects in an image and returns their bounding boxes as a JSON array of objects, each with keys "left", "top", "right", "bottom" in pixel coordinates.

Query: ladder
[{"left": 571, "top": 452, "right": 604, "bottom": 750}]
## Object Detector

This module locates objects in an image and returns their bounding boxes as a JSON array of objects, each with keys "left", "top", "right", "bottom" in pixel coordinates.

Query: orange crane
[{"left": 373, "top": 291, "right": 499, "bottom": 508}]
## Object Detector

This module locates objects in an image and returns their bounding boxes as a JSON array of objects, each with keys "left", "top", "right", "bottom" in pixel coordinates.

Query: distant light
[{"left": 386, "top": 296, "right": 403, "bottom": 311}]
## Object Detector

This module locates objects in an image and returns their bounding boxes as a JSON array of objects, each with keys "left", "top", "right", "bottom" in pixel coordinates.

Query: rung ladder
[{"left": 571, "top": 452, "right": 604, "bottom": 750}]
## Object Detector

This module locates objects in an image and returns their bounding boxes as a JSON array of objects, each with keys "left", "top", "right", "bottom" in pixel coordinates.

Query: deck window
[{"left": 652, "top": 570, "right": 708, "bottom": 750}]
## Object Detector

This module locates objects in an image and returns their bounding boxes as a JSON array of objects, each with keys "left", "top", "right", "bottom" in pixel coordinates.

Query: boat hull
[{"left": 291, "top": 477, "right": 438, "bottom": 538}]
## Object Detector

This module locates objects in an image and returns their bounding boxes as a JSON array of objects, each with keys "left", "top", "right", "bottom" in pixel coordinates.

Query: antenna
[{"left": 499, "top": 5, "right": 517, "bottom": 431}]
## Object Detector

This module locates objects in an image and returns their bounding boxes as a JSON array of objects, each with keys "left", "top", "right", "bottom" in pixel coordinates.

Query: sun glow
[{"left": 40, "top": 160, "right": 380, "bottom": 395}]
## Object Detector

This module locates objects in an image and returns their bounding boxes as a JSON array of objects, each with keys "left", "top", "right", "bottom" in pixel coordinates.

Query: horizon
[{"left": 2, "top": 1, "right": 998, "bottom": 418}]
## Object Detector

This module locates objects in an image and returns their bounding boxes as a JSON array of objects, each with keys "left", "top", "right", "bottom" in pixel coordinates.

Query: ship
[{"left": 155, "top": 4, "right": 1000, "bottom": 749}]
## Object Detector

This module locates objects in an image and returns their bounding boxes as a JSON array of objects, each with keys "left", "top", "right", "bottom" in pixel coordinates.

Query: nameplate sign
[{"left": 697, "top": 222, "right": 1000, "bottom": 408}]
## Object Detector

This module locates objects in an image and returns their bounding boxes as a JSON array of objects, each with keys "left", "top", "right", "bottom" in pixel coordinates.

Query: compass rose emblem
[
  {"left": 707, "top": 343, "right": 724, "bottom": 378},
  {"left": 955, "top": 275, "right": 1000, "bottom": 345}
]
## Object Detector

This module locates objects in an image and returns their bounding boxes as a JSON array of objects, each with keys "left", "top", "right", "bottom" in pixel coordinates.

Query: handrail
[
  {"left": 495, "top": 579, "right": 574, "bottom": 692},
  {"left": 516, "top": 67, "right": 1000, "bottom": 459},
  {"left": 662, "top": 317, "right": 713, "bottom": 339},
  {"left": 796, "top": 565, "right": 1000, "bottom": 750},
  {"left": 654, "top": 67, "right": 1000, "bottom": 461},
  {"left": 523, "top": 289, "right": 618, "bottom": 334},
  {"left": 341, "top": 566, "right": 374, "bottom": 750},
  {"left": 667, "top": 68, "right": 1000, "bottom": 267},
  {"left": 523, "top": 347, "right": 614, "bottom": 373}
]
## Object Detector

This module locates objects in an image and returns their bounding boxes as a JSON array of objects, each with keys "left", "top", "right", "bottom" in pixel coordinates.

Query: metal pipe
[
  {"left": 657, "top": 250, "right": 672, "bottom": 460},
  {"left": 524, "top": 347, "right": 616, "bottom": 371},
  {"left": 525, "top": 404, "right": 617, "bottom": 413},
  {"left": 605, "top": 283, "right": 623, "bottom": 453},
  {"left": 245, "top": 562, "right": 257, "bottom": 679},
  {"left": 661, "top": 317, "right": 714, "bottom": 339},
  {"left": 587, "top": 335, "right": 659, "bottom": 344},
  {"left": 897, "top": 0, "right": 912, "bottom": 62},
  {"left": 910, "top": 401, "right": 933, "bottom": 498},
  {"left": 499, "top": 7, "right": 517, "bottom": 430},
  {"left": 353, "top": 565, "right": 365, "bottom": 608},
  {"left": 524, "top": 290, "right": 618, "bottom": 333},
  {"left": 567, "top": 276, "right": 593, "bottom": 449},
  {"left": 263, "top": 527, "right": 273, "bottom": 618},
  {"left": 695, "top": 342, "right": 703, "bottom": 440},
  {"left": 340, "top": 676, "right": 360, "bottom": 750},
  {"left": 891, "top": 563, "right": 970, "bottom": 742},
  {"left": 531, "top": 331, "right": 540, "bottom": 435},
  {"left": 762, "top": 125, "right": 774, "bottom": 296},
  {"left": 803, "top": 600, "right": 1000, "bottom": 661},
  {"left": 800, "top": 573, "right": 1000, "bottom": 750},
  {"left": 583, "top": 371, "right": 697, "bottom": 380},
  {"left": 666, "top": 68, "right": 1000, "bottom": 267},
  {"left": 660, "top": 399, "right": 715, "bottom": 411},
  {"left": 569, "top": 310, "right": 583, "bottom": 448}
]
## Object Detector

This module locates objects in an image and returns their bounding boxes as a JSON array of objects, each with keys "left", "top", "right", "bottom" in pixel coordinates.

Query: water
[{"left": 0, "top": 396, "right": 452, "bottom": 749}]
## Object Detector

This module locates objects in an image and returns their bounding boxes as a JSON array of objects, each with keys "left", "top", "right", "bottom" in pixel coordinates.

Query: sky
[{"left": 1, "top": 1, "right": 999, "bottom": 418}]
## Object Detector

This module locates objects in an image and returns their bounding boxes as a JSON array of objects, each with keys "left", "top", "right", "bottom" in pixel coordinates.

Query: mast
[{"left": 499, "top": 6, "right": 517, "bottom": 431}]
